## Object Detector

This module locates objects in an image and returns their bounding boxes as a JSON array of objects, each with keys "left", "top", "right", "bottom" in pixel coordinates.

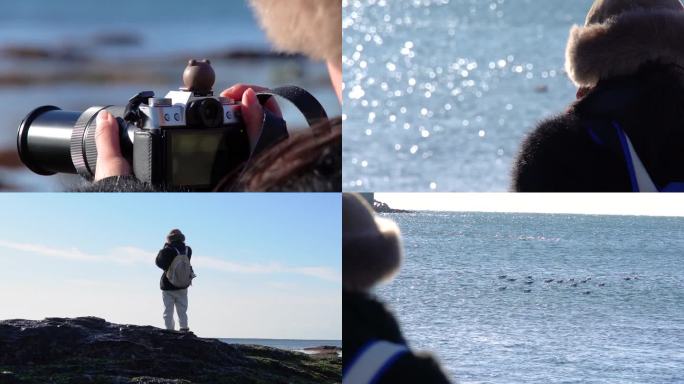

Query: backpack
[{"left": 165, "top": 246, "right": 196, "bottom": 288}]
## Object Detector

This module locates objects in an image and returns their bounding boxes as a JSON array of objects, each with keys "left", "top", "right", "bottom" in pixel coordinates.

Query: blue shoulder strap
[
  {"left": 343, "top": 340, "right": 409, "bottom": 384},
  {"left": 585, "top": 121, "right": 684, "bottom": 192}
]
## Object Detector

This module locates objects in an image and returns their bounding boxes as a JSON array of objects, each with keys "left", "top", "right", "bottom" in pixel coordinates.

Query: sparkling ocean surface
[
  {"left": 376, "top": 212, "right": 684, "bottom": 383},
  {"left": 343, "top": 0, "right": 595, "bottom": 191}
]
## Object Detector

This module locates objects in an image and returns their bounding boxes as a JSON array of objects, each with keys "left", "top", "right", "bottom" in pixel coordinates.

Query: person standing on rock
[{"left": 156, "top": 229, "right": 195, "bottom": 332}]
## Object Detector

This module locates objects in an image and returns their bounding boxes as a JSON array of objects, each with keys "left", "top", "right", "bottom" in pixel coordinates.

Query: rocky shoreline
[
  {"left": 372, "top": 200, "right": 411, "bottom": 214},
  {"left": 0, "top": 317, "right": 340, "bottom": 384},
  {"left": 0, "top": 45, "right": 306, "bottom": 87}
]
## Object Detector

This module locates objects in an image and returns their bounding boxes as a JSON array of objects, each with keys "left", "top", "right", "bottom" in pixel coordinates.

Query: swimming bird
[
  {"left": 524, "top": 281, "right": 533, "bottom": 285},
  {"left": 498, "top": 275, "right": 507, "bottom": 279},
  {"left": 498, "top": 286, "right": 507, "bottom": 291},
  {"left": 598, "top": 283, "right": 606, "bottom": 287},
  {"left": 571, "top": 283, "right": 578, "bottom": 287},
  {"left": 544, "top": 279, "right": 554, "bottom": 283},
  {"left": 624, "top": 277, "right": 632, "bottom": 281},
  {"left": 583, "top": 291, "right": 591, "bottom": 295},
  {"left": 557, "top": 280, "right": 564, "bottom": 283},
  {"left": 507, "top": 278, "right": 516, "bottom": 282}
]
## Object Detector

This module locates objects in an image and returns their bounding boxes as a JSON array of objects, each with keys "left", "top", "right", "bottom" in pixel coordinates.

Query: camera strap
[
  {"left": 256, "top": 86, "right": 329, "bottom": 129},
  {"left": 250, "top": 86, "right": 330, "bottom": 156}
]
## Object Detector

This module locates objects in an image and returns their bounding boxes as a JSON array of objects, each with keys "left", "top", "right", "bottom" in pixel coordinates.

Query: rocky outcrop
[
  {"left": 372, "top": 200, "right": 410, "bottom": 214},
  {"left": 0, "top": 317, "right": 340, "bottom": 384}
]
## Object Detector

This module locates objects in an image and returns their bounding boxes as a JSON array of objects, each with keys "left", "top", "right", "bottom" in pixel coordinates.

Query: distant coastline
[{"left": 220, "top": 338, "right": 342, "bottom": 357}]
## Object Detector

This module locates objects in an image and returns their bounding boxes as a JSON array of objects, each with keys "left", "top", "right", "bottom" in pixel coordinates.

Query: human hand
[
  {"left": 94, "top": 111, "right": 131, "bottom": 181},
  {"left": 220, "top": 84, "right": 283, "bottom": 151}
]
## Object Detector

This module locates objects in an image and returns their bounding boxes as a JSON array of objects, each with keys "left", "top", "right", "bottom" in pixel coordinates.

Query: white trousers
[{"left": 162, "top": 289, "right": 188, "bottom": 330}]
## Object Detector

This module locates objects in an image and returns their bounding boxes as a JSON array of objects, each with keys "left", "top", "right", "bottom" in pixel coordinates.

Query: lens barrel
[{"left": 17, "top": 105, "right": 129, "bottom": 179}]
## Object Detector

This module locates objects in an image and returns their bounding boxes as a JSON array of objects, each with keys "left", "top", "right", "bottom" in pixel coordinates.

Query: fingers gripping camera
[{"left": 17, "top": 59, "right": 329, "bottom": 191}]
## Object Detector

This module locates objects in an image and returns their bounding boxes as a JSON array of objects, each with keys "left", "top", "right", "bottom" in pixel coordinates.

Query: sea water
[
  {"left": 343, "top": 0, "right": 595, "bottom": 191},
  {"left": 375, "top": 212, "right": 684, "bottom": 383}
]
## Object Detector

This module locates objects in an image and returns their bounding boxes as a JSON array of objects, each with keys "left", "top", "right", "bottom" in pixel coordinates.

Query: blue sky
[{"left": 0, "top": 193, "right": 341, "bottom": 339}]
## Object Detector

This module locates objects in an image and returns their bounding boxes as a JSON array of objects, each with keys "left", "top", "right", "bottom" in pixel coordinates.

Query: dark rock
[
  {"left": 0, "top": 45, "right": 86, "bottom": 61},
  {"left": 302, "top": 346, "right": 339, "bottom": 352},
  {"left": 372, "top": 200, "right": 410, "bottom": 213},
  {"left": 0, "top": 370, "right": 21, "bottom": 384},
  {"left": 93, "top": 33, "right": 143, "bottom": 47},
  {"left": 0, "top": 317, "right": 340, "bottom": 384},
  {"left": 534, "top": 85, "right": 549, "bottom": 93},
  {"left": 301, "top": 346, "right": 341, "bottom": 358},
  {"left": 212, "top": 49, "right": 303, "bottom": 61}
]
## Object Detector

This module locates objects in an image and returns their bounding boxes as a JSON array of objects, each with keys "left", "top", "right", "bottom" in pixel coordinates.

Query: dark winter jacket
[
  {"left": 156, "top": 242, "right": 192, "bottom": 291},
  {"left": 513, "top": 63, "right": 684, "bottom": 192},
  {"left": 343, "top": 290, "right": 452, "bottom": 383}
]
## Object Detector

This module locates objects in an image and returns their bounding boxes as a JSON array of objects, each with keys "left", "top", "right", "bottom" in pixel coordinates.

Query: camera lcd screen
[{"left": 166, "top": 129, "right": 248, "bottom": 188}]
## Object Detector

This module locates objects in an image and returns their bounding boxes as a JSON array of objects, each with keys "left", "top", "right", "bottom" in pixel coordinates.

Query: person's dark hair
[
  {"left": 216, "top": 117, "right": 341, "bottom": 192},
  {"left": 166, "top": 229, "right": 185, "bottom": 244}
]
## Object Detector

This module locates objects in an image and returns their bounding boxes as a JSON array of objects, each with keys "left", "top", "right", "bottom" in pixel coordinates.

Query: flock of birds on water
[{"left": 496, "top": 274, "right": 641, "bottom": 295}]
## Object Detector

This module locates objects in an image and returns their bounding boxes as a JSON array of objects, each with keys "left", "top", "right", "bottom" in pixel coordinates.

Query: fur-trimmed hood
[
  {"left": 249, "top": 0, "right": 341, "bottom": 62},
  {"left": 343, "top": 193, "right": 403, "bottom": 293},
  {"left": 566, "top": 5, "right": 684, "bottom": 87}
]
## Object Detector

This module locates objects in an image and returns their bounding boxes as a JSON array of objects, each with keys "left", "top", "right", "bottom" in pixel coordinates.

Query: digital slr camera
[{"left": 17, "top": 59, "right": 329, "bottom": 190}]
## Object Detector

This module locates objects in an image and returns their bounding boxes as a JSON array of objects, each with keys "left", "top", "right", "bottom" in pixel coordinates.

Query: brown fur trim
[
  {"left": 343, "top": 226, "right": 403, "bottom": 293},
  {"left": 566, "top": 10, "right": 684, "bottom": 87},
  {"left": 343, "top": 194, "right": 403, "bottom": 292},
  {"left": 249, "top": 0, "right": 341, "bottom": 62}
]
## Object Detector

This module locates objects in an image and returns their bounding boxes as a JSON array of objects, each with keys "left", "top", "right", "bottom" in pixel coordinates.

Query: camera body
[
  {"left": 121, "top": 86, "right": 250, "bottom": 190},
  {"left": 17, "top": 59, "right": 331, "bottom": 191}
]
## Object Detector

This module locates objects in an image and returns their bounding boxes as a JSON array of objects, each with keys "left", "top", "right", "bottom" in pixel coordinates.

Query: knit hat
[
  {"left": 343, "top": 193, "right": 403, "bottom": 293},
  {"left": 166, "top": 229, "right": 185, "bottom": 244},
  {"left": 248, "top": 0, "right": 341, "bottom": 63},
  {"left": 565, "top": 0, "right": 684, "bottom": 87}
]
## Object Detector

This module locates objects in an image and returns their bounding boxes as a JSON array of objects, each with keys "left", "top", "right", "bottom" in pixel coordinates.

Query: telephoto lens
[{"left": 17, "top": 105, "right": 133, "bottom": 179}]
